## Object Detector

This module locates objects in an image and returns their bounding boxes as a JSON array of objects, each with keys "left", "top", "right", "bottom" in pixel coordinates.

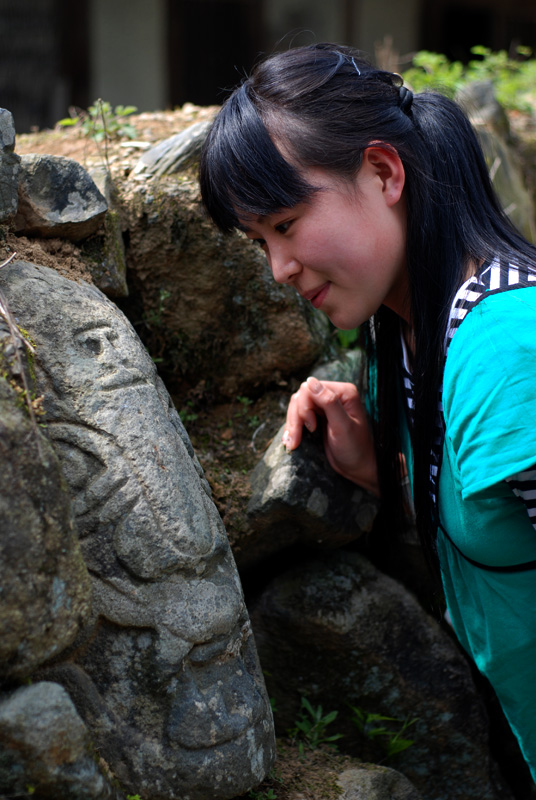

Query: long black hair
[{"left": 199, "top": 43, "right": 536, "bottom": 556}]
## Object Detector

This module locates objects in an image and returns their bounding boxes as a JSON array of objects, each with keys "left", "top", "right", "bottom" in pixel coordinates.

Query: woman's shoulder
[
  {"left": 442, "top": 282, "right": 536, "bottom": 496},
  {"left": 442, "top": 276, "right": 536, "bottom": 423},
  {"left": 446, "top": 281, "right": 536, "bottom": 366}
]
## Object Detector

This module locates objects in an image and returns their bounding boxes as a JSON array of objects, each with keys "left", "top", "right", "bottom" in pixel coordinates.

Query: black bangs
[{"left": 199, "top": 82, "right": 315, "bottom": 233}]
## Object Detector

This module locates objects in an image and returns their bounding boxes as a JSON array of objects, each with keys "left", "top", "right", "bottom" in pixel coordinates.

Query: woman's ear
[{"left": 361, "top": 145, "right": 405, "bottom": 207}]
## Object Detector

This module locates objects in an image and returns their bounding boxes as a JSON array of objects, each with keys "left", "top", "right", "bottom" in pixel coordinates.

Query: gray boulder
[
  {"left": 245, "top": 349, "right": 379, "bottom": 568},
  {"left": 456, "top": 81, "right": 536, "bottom": 242},
  {"left": 477, "top": 125, "right": 536, "bottom": 242},
  {"left": 338, "top": 765, "right": 423, "bottom": 799},
  {"left": 78, "top": 165, "right": 129, "bottom": 298},
  {"left": 245, "top": 425, "right": 379, "bottom": 568},
  {"left": 456, "top": 80, "right": 511, "bottom": 139},
  {"left": 0, "top": 682, "right": 121, "bottom": 799},
  {"left": 133, "top": 119, "right": 213, "bottom": 177},
  {"left": 250, "top": 550, "right": 512, "bottom": 800},
  {"left": 0, "top": 260, "right": 275, "bottom": 800},
  {"left": 0, "top": 108, "right": 20, "bottom": 222},
  {"left": 0, "top": 370, "right": 91, "bottom": 681},
  {"left": 14, "top": 154, "right": 108, "bottom": 240}
]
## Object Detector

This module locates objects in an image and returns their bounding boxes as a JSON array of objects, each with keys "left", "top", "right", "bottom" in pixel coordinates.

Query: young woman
[{"left": 199, "top": 43, "right": 536, "bottom": 780}]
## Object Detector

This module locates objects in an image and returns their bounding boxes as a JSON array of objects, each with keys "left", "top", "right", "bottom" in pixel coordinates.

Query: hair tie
[
  {"left": 399, "top": 85, "right": 414, "bottom": 114},
  {"left": 350, "top": 56, "right": 361, "bottom": 76}
]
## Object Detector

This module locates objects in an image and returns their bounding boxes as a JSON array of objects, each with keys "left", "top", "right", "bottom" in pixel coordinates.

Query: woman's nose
[{"left": 268, "top": 245, "right": 301, "bottom": 284}]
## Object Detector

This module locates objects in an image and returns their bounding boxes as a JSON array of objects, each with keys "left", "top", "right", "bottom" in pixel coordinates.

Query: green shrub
[{"left": 403, "top": 45, "right": 536, "bottom": 112}]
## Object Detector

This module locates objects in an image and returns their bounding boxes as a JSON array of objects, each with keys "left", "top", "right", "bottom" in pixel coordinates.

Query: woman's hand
[{"left": 283, "top": 377, "right": 380, "bottom": 496}]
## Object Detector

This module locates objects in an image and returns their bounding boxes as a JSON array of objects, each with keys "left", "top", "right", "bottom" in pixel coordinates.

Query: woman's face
[{"left": 239, "top": 147, "right": 409, "bottom": 328}]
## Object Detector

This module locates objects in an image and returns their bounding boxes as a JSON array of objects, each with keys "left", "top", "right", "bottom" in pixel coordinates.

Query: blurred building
[{"left": 1, "top": 0, "right": 536, "bottom": 132}]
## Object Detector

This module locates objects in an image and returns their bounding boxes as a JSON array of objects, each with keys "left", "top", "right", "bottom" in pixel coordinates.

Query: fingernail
[
  {"left": 307, "top": 376, "right": 322, "bottom": 394},
  {"left": 282, "top": 429, "right": 292, "bottom": 451},
  {"left": 304, "top": 420, "right": 314, "bottom": 432}
]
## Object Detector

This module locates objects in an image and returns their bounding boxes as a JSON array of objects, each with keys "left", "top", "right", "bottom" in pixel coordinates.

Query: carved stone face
[{"left": 0, "top": 262, "right": 274, "bottom": 799}]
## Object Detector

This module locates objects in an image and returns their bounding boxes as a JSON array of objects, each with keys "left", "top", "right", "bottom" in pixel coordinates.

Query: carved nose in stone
[{"left": 167, "top": 657, "right": 264, "bottom": 747}]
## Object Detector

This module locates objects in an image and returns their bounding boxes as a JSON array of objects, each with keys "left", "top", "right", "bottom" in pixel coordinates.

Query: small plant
[
  {"left": 58, "top": 99, "right": 138, "bottom": 142},
  {"left": 248, "top": 789, "right": 278, "bottom": 800},
  {"left": 335, "top": 327, "right": 359, "bottom": 349},
  {"left": 179, "top": 400, "right": 198, "bottom": 424},
  {"left": 402, "top": 50, "right": 465, "bottom": 97},
  {"left": 350, "top": 705, "right": 418, "bottom": 759},
  {"left": 144, "top": 288, "right": 171, "bottom": 329},
  {"left": 235, "top": 395, "right": 254, "bottom": 417},
  {"left": 288, "top": 696, "right": 343, "bottom": 753}
]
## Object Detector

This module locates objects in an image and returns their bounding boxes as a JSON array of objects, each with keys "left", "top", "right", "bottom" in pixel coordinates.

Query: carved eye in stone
[
  {"left": 74, "top": 325, "right": 119, "bottom": 357},
  {"left": 80, "top": 334, "right": 103, "bottom": 355}
]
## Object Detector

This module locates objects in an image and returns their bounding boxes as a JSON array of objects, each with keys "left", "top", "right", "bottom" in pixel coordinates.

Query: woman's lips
[{"left": 309, "top": 283, "right": 330, "bottom": 309}]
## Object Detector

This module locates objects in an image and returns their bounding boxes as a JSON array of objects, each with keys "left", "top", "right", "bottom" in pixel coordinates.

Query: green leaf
[{"left": 322, "top": 710, "right": 338, "bottom": 725}]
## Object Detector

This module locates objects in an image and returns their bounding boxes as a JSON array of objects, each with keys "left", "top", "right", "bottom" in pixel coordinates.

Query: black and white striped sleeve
[{"left": 506, "top": 467, "right": 536, "bottom": 531}]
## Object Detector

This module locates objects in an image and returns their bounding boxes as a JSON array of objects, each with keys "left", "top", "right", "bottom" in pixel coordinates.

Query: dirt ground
[{"left": 229, "top": 741, "right": 362, "bottom": 800}]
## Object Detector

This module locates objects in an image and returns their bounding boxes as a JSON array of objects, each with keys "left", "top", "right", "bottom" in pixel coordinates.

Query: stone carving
[{"left": 0, "top": 260, "right": 275, "bottom": 800}]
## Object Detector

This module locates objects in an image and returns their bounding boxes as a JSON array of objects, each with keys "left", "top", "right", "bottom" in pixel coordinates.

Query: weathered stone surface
[
  {"left": 14, "top": 154, "right": 108, "bottom": 240},
  {"left": 0, "top": 260, "right": 275, "bottom": 800},
  {"left": 77, "top": 210, "right": 128, "bottom": 297},
  {"left": 457, "top": 81, "right": 536, "bottom": 242},
  {"left": 456, "top": 80, "right": 511, "bottom": 139},
  {"left": 337, "top": 765, "right": 423, "bottom": 800},
  {"left": 0, "top": 682, "right": 121, "bottom": 799},
  {"left": 246, "top": 425, "right": 379, "bottom": 568},
  {"left": 121, "top": 178, "right": 330, "bottom": 398},
  {"left": 250, "top": 551, "right": 512, "bottom": 800},
  {"left": 478, "top": 126, "right": 536, "bottom": 241},
  {"left": 0, "top": 371, "right": 91, "bottom": 681},
  {"left": 0, "top": 108, "right": 20, "bottom": 221},
  {"left": 133, "top": 119, "right": 213, "bottom": 177},
  {"left": 84, "top": 166, "right": 128, "bottom": 297}
]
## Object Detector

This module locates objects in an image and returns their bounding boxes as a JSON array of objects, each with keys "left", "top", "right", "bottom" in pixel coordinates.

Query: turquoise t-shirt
[{"left": 438, "top": 286, "right": 536, "bottom": 778}]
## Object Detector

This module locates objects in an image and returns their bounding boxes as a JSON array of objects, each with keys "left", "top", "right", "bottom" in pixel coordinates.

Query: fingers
[
  {"left": 282, "top": 377, "right": 362, "bottom": 452},
  {"left": 281, "top": 377, "right": 379, "bottom": 494},
  {"left": 306, "top": 377, "right": 364, "bottom": 431},
  {"left": 283, "top": 380, "right": 318, "bottom": 451}
]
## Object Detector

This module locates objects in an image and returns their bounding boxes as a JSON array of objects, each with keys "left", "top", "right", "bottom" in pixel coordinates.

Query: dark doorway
[{"left": 168, "top": 0, "right": 265, "bottom": 108}]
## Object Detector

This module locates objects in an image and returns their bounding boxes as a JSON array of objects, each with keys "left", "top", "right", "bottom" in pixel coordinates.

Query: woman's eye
[{"left": 276, "top": 221, "right": 291, "bottom": 234}]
